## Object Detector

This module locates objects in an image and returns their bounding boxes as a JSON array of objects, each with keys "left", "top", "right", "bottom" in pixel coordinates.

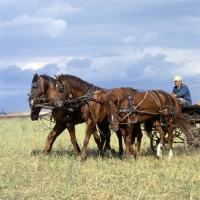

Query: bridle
[
  {"left": 106, "top": 101, "right": 119, "bottom": 127},
  {"left": 28, "top": 76, "right": 48, "bottom": 107},
  {"left": 55, "top": 80, "right": 72, "bottom": 104}
]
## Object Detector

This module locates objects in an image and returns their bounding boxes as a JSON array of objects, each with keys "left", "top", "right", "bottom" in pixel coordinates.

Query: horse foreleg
[
  {"left": 116, "top": 129, "right": 124, "bottom": 157},
  {"left": 102, "top": 123, "right": 112, "bottom": 157},
  {"left": 92, "top": 126, "right": 102, "bottom": 156},
  {"left": 44, "top": 123, "right": 66, "bottom": 157},
  {"left": 129, "top": 129, "right": 136, "bottom": 157},
  {"left": 97, "top": 121, "right": 111, "bottom": 158},
  {"left": 103, "top": 135, "right": 112, "bottom": 158},
  {"left": 80, "top": 120, "right": 94, "bottom": 162},
  {"left": 124, "top": 124, "right": 133, "bottom": 159},
  {"left": 129, "top": 124, "right": 142, "bottom": 160},
  {"left": 66, "top": 122, "right": 81, "bottom": 158},
  {"left": 134, "top": 124, "right": 143, "bottom": 160},
  {"left": 154, "top": 122, "right": 166, "bottom": 159}
]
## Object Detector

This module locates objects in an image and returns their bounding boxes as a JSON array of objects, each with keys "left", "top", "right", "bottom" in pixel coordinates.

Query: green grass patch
[{"left": 0, "top": 118, "right": 200, "bottom": 199}]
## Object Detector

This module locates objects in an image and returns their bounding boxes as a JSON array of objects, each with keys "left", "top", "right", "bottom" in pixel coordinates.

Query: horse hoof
[
  {"left": 156, "top": 155, "right": 162, "bottom": 159},
  {"left": 134, "top": 154, "right": 140, "bottom": 161},
  {"left": 111, "top": 148, "right": 116, "bottom": 154},
  {"left": 80, "top": 157, "right": 86, "bottom": 163},
  {"left": 105, "top": 150, "right": 113, "bottom": 158},
  {"left": 73, "top": 154, "right": 79, "bottom": 160},
  {"left": 97, "top": 150, "right": 104, "bottom": 157},
  {"left": 44, "top": 155, "right": 50, "bottom": 160}
]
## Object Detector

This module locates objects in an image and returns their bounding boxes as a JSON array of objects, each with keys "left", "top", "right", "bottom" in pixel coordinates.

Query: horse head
[
  {"left": 106, "top": 94, "right": 119, "bottom": 132},
  {"left": 28, "top": 74, "right": 56, "bottom": 120},
  {"left": 54, "top": 74, "right": 71, "bottom": 107}
]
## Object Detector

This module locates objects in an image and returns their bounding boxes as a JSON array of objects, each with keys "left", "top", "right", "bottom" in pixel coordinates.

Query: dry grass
[{"left": 0, "top": 117, "right": 200, "bottom": 200}]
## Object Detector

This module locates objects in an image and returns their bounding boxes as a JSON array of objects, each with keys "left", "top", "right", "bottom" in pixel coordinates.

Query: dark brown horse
[
  {"left": 28, "top": 74, "right": 110, "bottom": 158},
  {"left": 106, "top": 87, "right": 197, "bottom": 159}
]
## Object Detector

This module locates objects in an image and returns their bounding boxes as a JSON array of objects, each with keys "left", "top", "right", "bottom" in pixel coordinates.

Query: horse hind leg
[
  {"left": 167, "top": 120, "right": 174, "bottom": 160},
  {"left": 156, "top": 143, "right": 163, "bottom": 158},
  {"left": 80, "top": 120, "right": 97, "bottom": 162}
]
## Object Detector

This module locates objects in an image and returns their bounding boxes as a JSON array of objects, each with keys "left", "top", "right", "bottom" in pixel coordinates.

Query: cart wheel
[
  {"left": 184, "top": 130, "right": 200, "bottom": 155},
  {"left": 184, "top": 137, "right": 199, "bottom": 155},
  {"left": 150, "top": 131, "right": 168, "bottom": 153},
  {"left": 173, "top": 128, "right": 184, "bottom": 141}
]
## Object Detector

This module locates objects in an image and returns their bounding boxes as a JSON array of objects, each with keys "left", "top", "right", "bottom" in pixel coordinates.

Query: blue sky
[{"left": 0, "top": 0, "right": 199, "bottom": 112}]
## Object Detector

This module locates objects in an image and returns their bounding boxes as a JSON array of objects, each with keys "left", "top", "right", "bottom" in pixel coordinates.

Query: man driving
[{"left": 172, "top": 76, "right": 192, "bottom": 106}]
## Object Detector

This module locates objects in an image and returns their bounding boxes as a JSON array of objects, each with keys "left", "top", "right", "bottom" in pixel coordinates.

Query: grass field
[{"left": 0, "top": 117, "right": 200, "bottom": 200}]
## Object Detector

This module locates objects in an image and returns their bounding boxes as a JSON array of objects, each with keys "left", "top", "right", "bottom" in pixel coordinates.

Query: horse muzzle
[
  {"left": 54, "top": 99, "right": 64, "bottom": 107},
  {"left": 109, "top": 124, "right": 119, "bottom": 132},
  {"left": 30, "top": 114, "right": 39, "bottom": 121}
]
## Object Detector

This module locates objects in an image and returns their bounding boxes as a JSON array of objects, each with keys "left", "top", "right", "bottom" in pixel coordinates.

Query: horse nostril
[
  {"left": 55, "top": 100, "right": 63, "bottom": 107},
  {"left": 31, "top": 114, "right": 38, "bottom": 121}
]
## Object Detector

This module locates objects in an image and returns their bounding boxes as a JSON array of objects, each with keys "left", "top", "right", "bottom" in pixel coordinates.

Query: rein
[
  {"left": 62, "top": 84, "right": 105, "bottom": 109},
  {"left": 56, "top": 82, "right": 107, "bottom": 124},
  {"left": 38, "top": 112, "right": 55, "bottom": 130}
]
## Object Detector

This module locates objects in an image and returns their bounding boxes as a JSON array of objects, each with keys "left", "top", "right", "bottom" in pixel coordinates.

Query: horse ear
[
  {"left": 113, "top": 99, "right": 118, "bottom": 106},
  {"left": 60, "top": 74, "right": 65, "bottom": 81},
  {"left": 54, "top": 74, "right": 58, "bottom": 79},
  {"left": 33, "top": 73, "right": 38, "bottom": 78}
]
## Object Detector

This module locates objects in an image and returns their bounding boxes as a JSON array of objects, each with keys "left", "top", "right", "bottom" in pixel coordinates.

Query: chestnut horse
[
  {"left": 53, "top": 74, "right": 145, "bottom": 161},
  {"left": 106, "top": 87, "right": 196, "bottom": 159},
  {"left": 53, "top": 74, "right": 113, "bottom": 161},
  {"left": 28, "top": 74, "right": 110, "bottom": 158}
]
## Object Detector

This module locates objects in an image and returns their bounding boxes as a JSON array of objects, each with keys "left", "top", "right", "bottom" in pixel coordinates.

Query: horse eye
[{"left": 59, "top": 85, "right": 64, "bottom": 92}]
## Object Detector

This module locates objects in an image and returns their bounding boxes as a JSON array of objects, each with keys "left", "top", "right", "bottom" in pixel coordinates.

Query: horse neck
[
  {"left": 117, "top": 88, "right": 131, "bottom": 105},
  {"left": 67, "top": 80, "right": 91, "bottom": 98},
  {"left": 44, "top": 82, "right": 55, "bottom": 102}
]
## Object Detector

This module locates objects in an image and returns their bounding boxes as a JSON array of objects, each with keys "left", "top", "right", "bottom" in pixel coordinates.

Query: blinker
[
  {"left": 32, "top": 81, "right": 39, "bottom": 89},
  {"left": 59, "top": 84, "right": 65, "bottom": 92}
]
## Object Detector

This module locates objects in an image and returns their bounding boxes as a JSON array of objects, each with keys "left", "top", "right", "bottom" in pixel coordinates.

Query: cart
[{"left": 149, "top": 104, "right": 200, "bottom": 154}]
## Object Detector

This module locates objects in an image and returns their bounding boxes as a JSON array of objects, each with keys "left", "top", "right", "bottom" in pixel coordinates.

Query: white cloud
[
  {"left": 34, "top": 2, "right": 82, "bottom": 18},
  {"left": 142, "top": 32, "right": 158, "bottom": 42},
  {"left": 122, "top": 36, "right": 135, "bottom": 44},
  {"left": 0, "top": 14, "right": 67, "bottom": 37}
]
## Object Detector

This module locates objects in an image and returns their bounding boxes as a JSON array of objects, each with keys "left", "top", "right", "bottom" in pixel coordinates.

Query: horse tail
[
  {"left": 173, "top": 115, "right": 193, "bottom": 138},
  {"left": 166, "top": 94, "right": 193, "bottom": 138}
]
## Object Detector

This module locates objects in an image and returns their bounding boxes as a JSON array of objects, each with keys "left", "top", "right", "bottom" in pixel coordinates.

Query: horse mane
[
  {"left": 40, "top": 75, "right": 56, "bottom": 93},
  {"left": 108, "top": 87, "right": 135, "bottom": 100},
  {"left": 63, "top": 74, "right": 91, "bottom": 93}
]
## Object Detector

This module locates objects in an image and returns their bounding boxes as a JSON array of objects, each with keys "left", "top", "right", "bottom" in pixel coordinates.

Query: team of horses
[{"left": 28, "top": 73, "right": 199, "bottom": 161}]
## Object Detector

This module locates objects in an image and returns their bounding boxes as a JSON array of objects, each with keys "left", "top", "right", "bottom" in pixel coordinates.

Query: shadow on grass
[
  {"left": 31, "top": 148, "right": 123, "bottom": 159},
  {"left": 141, "top": 145, "right": 194, "bottom": 157},
  {"left": 31, "top": 144, "right": 198, "bottom": 160}
]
